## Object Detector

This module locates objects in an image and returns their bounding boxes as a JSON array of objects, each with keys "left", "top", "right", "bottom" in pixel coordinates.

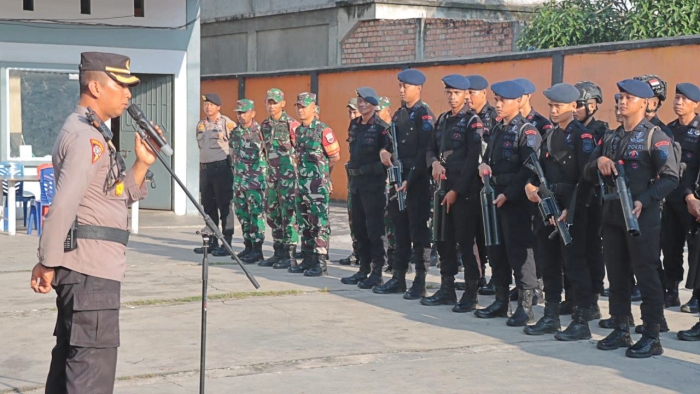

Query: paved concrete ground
[{"left": 1, "top": 204, "right": 699, "bottom": 394}]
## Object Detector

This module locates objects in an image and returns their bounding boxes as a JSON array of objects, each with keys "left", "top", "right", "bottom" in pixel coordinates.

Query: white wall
[{"left": 0, "top": 0, "right": 187, "bottom": 28}]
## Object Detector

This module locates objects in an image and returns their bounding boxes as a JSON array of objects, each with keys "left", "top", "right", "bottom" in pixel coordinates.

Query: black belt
[
  {"left": 75, "top": 225, "right": 130, "bottom": 246},
  {"left": 347, "top": 162, "right": 385, "bottom": 177},
  {"left": 491, "top": 173, "right": 516, "bottom": 187},
  {"left": 200, "top": 159, "right": 230, "bottom": 170}
]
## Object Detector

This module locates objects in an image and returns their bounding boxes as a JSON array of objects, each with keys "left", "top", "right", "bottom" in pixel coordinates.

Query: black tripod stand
[{"left": 135, "top": 129, "right": 259, "bottom": 394}]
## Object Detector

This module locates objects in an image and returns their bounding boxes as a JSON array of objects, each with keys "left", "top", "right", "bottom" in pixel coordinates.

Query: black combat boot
[
  {"left": 288, "top": 251, "right": 313, "bottom": 274},
  {"left": 384, "top": 248, "right": 395, "bottom": 273},
  {"left": 631, "top": 285, "right": 642, "bottom": 302},
  {"left": 273, "top": 245, "right": 295, "bottom": 269},
  {"left": 681, "top": 289, "right": 700, "bottom": 313},
  {"left": 559, "top": 294, "right": 574, "bottom": 315},
  {"left": 478, "top": 276, "right": 487, "bottom": 289},
  {"left": 294, "top": 246, "right": 304, "bottom": 259},
  {"left": 532, "top": 279, "right": 544, "bottom": 306},
  {"left": 358, "top": 263, "right": 384, "bottom": 289},
  {"left": 507, "top": 289, "right": 535, "bottom": 327},
  {"left": 237, "top": 240, "right": 252, "bottom": 258},
  {"left": 453, "top": 279, "right": 479, "bottom": 313},
  {"left": 404, "top": 270, "right": 427, "bottom": 300},
  {"left": 340, "top": 260, "right": 371, "bottom": 285},
  {"left": 524, "top": 302, "right": 560, "bottom": 335},
  {"left": 455, "top": 281, "right": 466, "bottom": 291},
  {"left": 211, "top": 236, "right": 232, "bottom": 257},
  {"left": 339, "top": 242, "right": 358, "bottom": 265},
  {"left": 599, "top": 315, "right": 635, "bottom": 329},
  {"left": 420, "top": 276, "right": 457, "bottom": 306},
  {"left": 664, "top": 280, "right": 681, "bottom": 308},
  {"left": 555, "top": 307, "right": 592, "bottom": 341},
  {"left": 677, "top": 318, "right": 700, "bottom": 341},
  {"left": 509, "top": 287, "right": 518, "bottom": 301},
  {"left": 589, "top": 294, "right": 602, "bottom": 321},
  {"left": 304, "top": 253, "right": 327, "bottom": 277},
  {"left": 478, "top": 277, "right": 496, "bottom": 296},
  {"left": 635, "top": 317, "right": 670, "bottom": 334},
  {"left": 259, "top": 242, "right": 283, "bottom": 267},
  {"left": 626, "top": 323, "right": 663, "bottom": 358},
  {"left": 241, "top": 242, "right": 264, "bottom": 264},
  {"left": 475, "top": 286, "right": 510, "bottom": 319},
  {"left": 373, "top": 270, "right": 407, "bottom": 294},
  {"left": 597, "top": 316, "right": 633, "bottom": 350},
  {"left": 194, "top": 237, "right": 218, "bottom": 255}
]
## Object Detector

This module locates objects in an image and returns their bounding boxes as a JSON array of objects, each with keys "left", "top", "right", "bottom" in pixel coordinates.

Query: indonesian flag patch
[{"left": 90, "top": 139, "right": 104, "bottom": 164}]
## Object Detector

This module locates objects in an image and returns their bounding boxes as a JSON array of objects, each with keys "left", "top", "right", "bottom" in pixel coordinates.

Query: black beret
[{"left": 202, "top": 93, "right": 222, "bottom": 106}]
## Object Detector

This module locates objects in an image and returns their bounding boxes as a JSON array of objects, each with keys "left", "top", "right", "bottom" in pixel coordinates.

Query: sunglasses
[{"left": 576, "top": 101, "right": 586, "bottom": 109}]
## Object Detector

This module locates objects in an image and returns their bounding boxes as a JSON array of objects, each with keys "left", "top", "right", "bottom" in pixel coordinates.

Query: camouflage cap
[
  {"left": 267, "top": 88, "right": 284, "bottom": 103},
  {"left": 347, "top": 97, "right": 358, "bottom": 110},
  {"left": 235, "top": 99, "right": 254, "bottom": 112},
  {"left": 295, "top": 92, "right": 317, "bottom": 107},
  {"left": 377, "top": 96, "right": 391, "bottom": 110}
]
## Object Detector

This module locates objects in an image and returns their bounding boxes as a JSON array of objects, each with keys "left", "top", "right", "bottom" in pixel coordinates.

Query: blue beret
[
  {"left": 492, "top": 81, "right": 525, "bottom": 100},
  {"left": 397, "top": 69, "right": 426, "bottom": 85},
  {"left": 543, "top": 83, "right": 580, "bottom": 104},
  {"left": 614, "top": 93, "right": 621, "bottom": 103},
  {"left": 676, "top": 83, "right": 700, "bottom": 103},
  {"left": 617, "top": 79, "right": 654, "bottom": 99},
  {"left": 442, "top": 74, "right": 470, "bottom": 90},
  {"left": 465, "top": 75, "right": 489, "bottom": 90},
  {"left": 356, "top": 87, "right": 379, "bottom": 106},
  {"left": 513, "top": 78, "right": 536, "bottom": 95}
]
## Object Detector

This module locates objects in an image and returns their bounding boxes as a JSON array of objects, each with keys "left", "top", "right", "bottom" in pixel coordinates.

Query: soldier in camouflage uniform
[
  {"left": 288, "top": 93, "right": 341, "bottom": 276},
  {"left": 230, "top": 99, "right": 267, "bottom": 264},
  {"left": 258, "top": 89, "right": 301, "bottom": 269},
  {"left": 377, "top": 96, "right": 397, "bottom": 272}
]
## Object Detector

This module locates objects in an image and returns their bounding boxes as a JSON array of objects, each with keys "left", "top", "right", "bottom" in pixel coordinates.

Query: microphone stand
[{"left": 134, "top": 129, "right": 260, "bottom": 394}]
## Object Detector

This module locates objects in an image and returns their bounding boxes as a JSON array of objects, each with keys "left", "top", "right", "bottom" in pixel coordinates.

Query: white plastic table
[{"left": 0, "top": 174, "right": 39, "bottom": 236}]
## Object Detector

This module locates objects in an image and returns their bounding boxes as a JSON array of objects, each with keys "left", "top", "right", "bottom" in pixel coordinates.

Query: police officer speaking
[{"left": 30, "top": 52, "right": 160, "bottom": 394}]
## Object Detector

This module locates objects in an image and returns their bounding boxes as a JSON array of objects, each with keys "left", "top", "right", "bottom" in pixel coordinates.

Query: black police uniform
[
  {"left": 343, "top": 113, "right": 392, "bottom": 288},
  {"left": 650, "top": 115, "right": 674, "bottom": 139},
  {"left": 422, "top": 104, "right": 484, "bottom": 309},
  {"left": 474, "top": 102, "right": 499, "bottom": 275}
]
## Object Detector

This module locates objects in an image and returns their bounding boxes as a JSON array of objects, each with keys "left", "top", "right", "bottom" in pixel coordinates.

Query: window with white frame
[{"left": 8, "top": 69, "right": 79, "bottom": 160}]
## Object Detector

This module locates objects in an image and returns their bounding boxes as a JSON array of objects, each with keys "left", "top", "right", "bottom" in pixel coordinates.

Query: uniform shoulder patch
[
  {"left": 654, "top": 140, "right": 670, "bottom": 147},
  {"left": 227, "top": 122, "right": 235, "bottom": 131},
  {"left": 581, "top": 133, "right": 593, "bottom": 139},
  {"left": 197, "top": 122, "right": 205, "bottom": 132},
  {"left": 324, "top": 128, "right": 335, "bottom": 144},
  {"left": 524, "top": 129, "right": 538, "bottom": 136},
  {"left": 90, "top": 139, "right": 104, "bottom": 164}
]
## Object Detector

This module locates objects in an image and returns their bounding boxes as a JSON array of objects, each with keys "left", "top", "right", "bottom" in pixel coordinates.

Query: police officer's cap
[
  {"left": 676, "top": 83, "right": 700, "bottom": 103},
  {"left": 442, "top": 74, "right": 470, "bottom": 90},
  {"left": 513, "top": 78, "right": 536, "bottom": 95},
  {"left": 465, "top": 75, "right": 489, "bottom": 90},
  {"left": 356, "top": 87, "right": 379, "bottom": 106},
  {"left": 397, "top": 69, "right": 426, "bottom": 85},
  {"left": 543, "top": 83, "right": 580, "bottom": 104},
  {"left": 617, "top": 79, "right": 655, "bottom": 99},
  {"left": 80, "top": 52, "right": 140, "bottom": 87},
  {"left": 492, "top": 81, "right": 525, "bottom": 100},
  {"left": 202, "top": 93, "right": 222, "bottom": 106},
  {"left": 347, "top": 97, "right": 358, "bottom": 110}
]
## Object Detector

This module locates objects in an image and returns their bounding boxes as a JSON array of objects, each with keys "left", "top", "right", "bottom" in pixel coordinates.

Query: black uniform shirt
[
  {"left": 391, "top": 100, "right": 435, "bottom": 186},
  {"left": 668, "top": 114, "right": 700, "bottom": 202},
  {"left": 347, "top": 113, "right": 392, "bottom": 192}
]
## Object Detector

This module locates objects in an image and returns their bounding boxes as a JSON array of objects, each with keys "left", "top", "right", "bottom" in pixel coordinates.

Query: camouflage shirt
[
  {"left": 295, "top": 119, "right": 339, "bottom": 188},
  {"left": 230, "top": 120, "right": 267, "bottom": 190},
  {"left": 260, "top": 111, "right": 300, "bottom": 179}
]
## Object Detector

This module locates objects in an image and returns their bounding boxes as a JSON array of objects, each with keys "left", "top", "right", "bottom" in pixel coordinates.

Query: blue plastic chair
[
  {"left": 1, "top": 162, "right": 35, "bottom": 231},
  {"left": 28, "top": 167, "right": 55, "bottom": 236}
]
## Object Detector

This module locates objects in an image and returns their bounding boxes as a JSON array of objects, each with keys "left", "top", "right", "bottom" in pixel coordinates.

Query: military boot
[
  {"left": 259, "top": 242, "right": 283, "bottom": 267},
  {"left": 524, "top": 302, "right": 560, "bottom": 335},
  {"left": 631, "top": 285, "right": 642, "bottom": 302},
  {"left": 555, "top": 307, "right": 592, "bottom": 341},
  {"left": 589, "top": 294, "right": 602, "bottom": 321},
  {"left": 664, "top": 280, "right": 681, "bottom": 308},
  {"left": 304, "top": 253, "right": 327, "bottom": 277},
  {"left": 559, "top": 294, "right": 574, "bottom": 315},
  {"left": 681, "top": 289, "right": 700, "bottom": 313},
  {"left": 478, "top": 277, "right": 496, "bottom": 296},
  {"left": 626, "top": 323, "right": 663, "bottom": 358},
  {"left": 421, "top": 276, "right": 457, "bottom": 306},
  {"left": 341, "top": 259, "right": 371, "bottom": 285},
  {"left": 339, "top": 242, "right": 358, "bottom": 265},
  {"left": 294, "top": 246, "right": 304, "bottom": 260},
  {"left": 533, "top": 278, "right": 544, "bottom": 306},
  {"left": 452, "top": 279, "right": 479, "bottom": 313},
  {"left": 273, "top": 245, "right": 295, "bottom": 269},
  {"left": 194, "top": 236, "right": 218, "bottom": 255},
  {"left": 475, "top": 286, "right": 510, "bottom": 319},
  {"left": 288, "top": 251, "right": 313, "bottom": 274},
  {"left": 677, "top": 318, "right": 700, "bottom": 341},
  {"left": 373, "top": 269, "right": 407, "bottom": 294},
  {"left": 237, "top": 240, "right": 252, "bottom": 259},
  {"left": 599, "top": 315, "right": 635, "bottom": 329},
  {"left": 597, "top": 316, "right": 633, "bottom": 350},
  {"left": 404, "top": 270, "right": 427, "bottom": 300},
  {"left": 212, "top": 236, "right": 232, "bottom": 257},
  {"left": 358, "top": 263, "right": 384, "bottom": 289},
  {"left": 635, "top": 317, "right": 670, "bottom": 334},
  {"left": 507, "top": 289, "right": 535, "bottom": 327},
  {"left": 241, "top": 242, "right": 264, "bottom": 264}
]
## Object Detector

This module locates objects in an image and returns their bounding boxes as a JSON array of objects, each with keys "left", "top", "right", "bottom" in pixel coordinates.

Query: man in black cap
[
  {"left": 31, "top": 52, "right": 159, "bottom": 394},
  {"left": 475, "top": 80, "right": 542, "bottom": 327},
  {"left": 411, "top": 74, "right": 484, "bottom": 311},
  {"left": 662, "top": 83, "right": 700, "bottom": 311},
  {"left": 521, "top": 83, "right": 596, "bottom": 339},
  {"left": 340, "top": 87, "right": 392, "bottom": 289},
  {"left": 195, "top": 93, "right": 237, "bottom": 256},
  {"left": 635, "top": 74, "right": 673, "bottom": 138},
  {"left": 584, "top": 78, "right": 679, "bottom": 358}
]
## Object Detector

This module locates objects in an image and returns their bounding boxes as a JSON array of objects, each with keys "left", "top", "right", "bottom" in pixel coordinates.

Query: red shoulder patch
[
  {"left": 472, "top": 122, "right": 483, "bottom": 129},
  {"left": 90, "top": 139, "right": 104, "bottom": 164},
  {"left": 581, "top": 133, "right": 593, "bottom": 139},
  {"left": 655, "top": 140, "right": 670, "bottom": 147},
  {"left": 525, "top": 129, "right": 537, "bottom": 135},
  {"left": 422, "top": 115, "right": 433, "bottom": 121},
  {"left": 543, "top": 124, "right": 553, "bottom": 130}
]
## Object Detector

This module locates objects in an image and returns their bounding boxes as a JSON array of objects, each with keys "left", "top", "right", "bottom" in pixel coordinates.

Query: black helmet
[
  {"left": 634, "top": 74, "right": 667, "bottom": 101},
  {"left": 575, "top": 81, "right": 603, "bottom": 104}
]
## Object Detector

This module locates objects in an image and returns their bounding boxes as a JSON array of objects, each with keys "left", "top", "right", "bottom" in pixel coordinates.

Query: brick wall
[{"left": 341, "top": 18, "right": 514, "bottom": 65}]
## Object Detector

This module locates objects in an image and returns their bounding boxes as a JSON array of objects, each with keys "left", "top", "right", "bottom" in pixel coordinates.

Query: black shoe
[
  {"left": 478, "top": 278, "right": 496, "bottom": 296},
  {"left": 681, "top": 294, "right": 700, "bottom": 313},
  {"left": 559, "top": 299, "right": 574, "bottom": 315},
  {"left": 597, "top": 317, "right": 633, "bottom": 350},
  {"left": 533, "top": 279, "right": 544, "bottom": 306},
  {"left": 237, "top": 240, "right": 252, "bottom": 259},
  {"left": 404, "top": 271, "right": 427, "bottom": 300},
  {"left": 507, "top": 289, "right": 535, "bottom": 327},
  {"left": 452, "top": 280, "right": 479, "bottom": 313},
  {"left": 358, "top": 272, "right": 383, "bottom": 289},
  {"left": 211, "top": 245, "right": 232, "bottom": 257},
  {"left": 524, "top": 302, "right": 560, "bottom": 335},
  {"left": 599, "top": 315, "right": 635, "bottom": 329},
  {"left": 631, "top": 285, "right": 642, "bottom": 302},
  {"left": 602, "top": 288, "right": 610, "bottom": 297},
  {"left": 555, "top": 307, "right": 592, "bottom": 341},
  {"left": 626, "top": 324, "right": 663, "bottom": 358},
  {"left": 678, "top": 322, "right": 700, "bottom": 341},
  {"left": 475, "top": 286, "right": 510, "bottom": 319},
  {"left": 455, "top": 281, "right": 466, "bottom": 291},
  {"left": 478, "top": 276, "right": 487, "bottom": 289},
  {"left": 295, "top": 249, "right": 304, "bottom": 260},
  {"left": 339, "top": 252, "right": 357, "bottom": 266},
  {"left": 289, "top": 251, "right": 313, "bottom": 274},
  {"left": 664, "top": 281, "right": 681, "bottom": 308},
  {"left": 259, "top": 243, "right": 283, "bottom": 267},
  {"left": 635, "top": 318, "right": 669, "bottom": 334},
  {"left": 373, "top": 272, "right": 407, "bottom": 294},
  {"left": 341, "top": 267, "right": 369, "bottom": 285},
  {"left": 420, "top": 276, "right": 457, "bottom": 306},
  {"left": 273, "top": 245, "right": 296, "bottom": 269},
  {"left": 304, "top": 253, "right": 328, "bottom": 277},
  {"left": 241, "top": 242, "right": 264, "bottom": 264},
  {"left": 194, "top": 238, "right": 218, "bottom": 254},
  {"left": 509, "top": 287, "right": 518, "bottom": 301},
  {"left": 589, "top": 295, "right": 602, "bottom": 321}
]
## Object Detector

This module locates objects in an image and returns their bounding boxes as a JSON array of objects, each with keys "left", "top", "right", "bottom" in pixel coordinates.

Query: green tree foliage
[{"left": 518, "top": 0, "right": 700, "bottom": 51}]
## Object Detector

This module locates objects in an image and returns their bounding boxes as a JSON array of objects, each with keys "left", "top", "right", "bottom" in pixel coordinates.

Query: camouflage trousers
[
  {"left": 296, "top": 182, "right": 330, "bottom": 256},
  {"left": 234, "top": 188, "right": 266, "bottom": 243},
  {"left": 265, "top": 176, "right": 299, "bottom": 245}
]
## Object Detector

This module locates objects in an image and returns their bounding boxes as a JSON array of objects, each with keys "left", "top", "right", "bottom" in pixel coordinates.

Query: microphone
[{"left": 127, "top": 104, "right": 173, "bottom": 157}]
